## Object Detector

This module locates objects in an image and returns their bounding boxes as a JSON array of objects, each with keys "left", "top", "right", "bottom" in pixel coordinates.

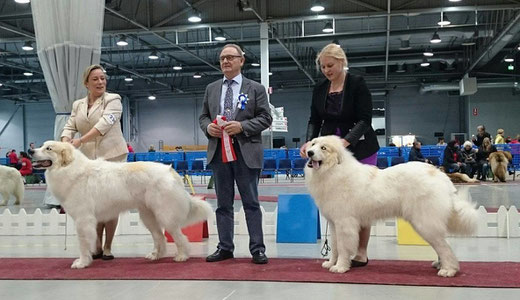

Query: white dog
[
  {"left": 31, "top": 141, "right": 212, "bottom": 269},
  {"left": 0, "top": 164, "right": 24, "bottom": 206},
  {"left": 304, "top": 136, "right": 478, "bottom": 277}
]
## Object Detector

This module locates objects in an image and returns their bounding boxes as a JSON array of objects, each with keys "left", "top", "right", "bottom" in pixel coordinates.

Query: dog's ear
[
  {"left": 331, "top": 139, "right": 344, "bottom": 165},
  {"left": 503, "top": 151, "right": 513, "bottom": 162},
  {"left": 60, "top": 147, "right": 74, "bottom": 167}
]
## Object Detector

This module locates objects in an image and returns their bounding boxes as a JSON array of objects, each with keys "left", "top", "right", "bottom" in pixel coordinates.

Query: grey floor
[{"left": 1, "top": 176, "right": 520, "bottom": 299}]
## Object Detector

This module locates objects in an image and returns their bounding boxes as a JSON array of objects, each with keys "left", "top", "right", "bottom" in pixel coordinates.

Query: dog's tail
[
  {"left": 447, "top": 187, "right": 478, "bottom": 236},
  {"left": 183, "top": 195, "right": 213, "bottom": 227}
]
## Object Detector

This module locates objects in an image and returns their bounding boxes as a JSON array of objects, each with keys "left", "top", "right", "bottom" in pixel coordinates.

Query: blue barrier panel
[
  {"left": 0, "top": 158, "right": 7, "bottom": 165},
  {"left": 288, "top": 148, "right": 301, "bottom": 159},
  {"left": 276, "top": 194, "right": 321, "bottom": 243}
]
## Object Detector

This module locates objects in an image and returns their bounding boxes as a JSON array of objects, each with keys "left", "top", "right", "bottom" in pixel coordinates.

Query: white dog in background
[
  {"left": 304, "top": 136, "right": 478, "bottom": 277},
  {"left": 0, "top": 164, "right": 24, "bottom": 206},
  {"left": 31, "top": 141, "right": 212, "bottom": 269}
]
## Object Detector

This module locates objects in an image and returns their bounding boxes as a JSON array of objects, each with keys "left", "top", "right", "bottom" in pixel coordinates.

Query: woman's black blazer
[{"left": 306, "top": 73, "right": 380, "bottom": 160}]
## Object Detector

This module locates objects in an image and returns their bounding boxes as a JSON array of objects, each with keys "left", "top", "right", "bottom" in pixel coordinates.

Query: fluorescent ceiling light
[
  {"left": 193, "top": 72, "right": 202, "bottom": 78},
  {"left": 420, "top": 58, "right": 430, "bottom": 67},
  {"left": 23, "top": 72, "right": 33, "bottom": 76},
  {"left": 124, "top": 76, "right": 133, "bottom": 82},
  {"left": 15, "top": 0, "right": 30, "bottom": 4},
  {"left": 148, "top": 95, "right": 156, "bottom": 100},
  {"left": 251, "top": 62, "right": 260, "bottom": 67},
  {"left": 310, "top": 4, "right": 324, "bottom": 12},
  {"left": 116, "top": 36, "right": 128, "bottom": 46},
  {"left": 22, "top": 41, "right": 33, "bottom": 51},
  {"left": 148, "top": 51, "right": 159, "bottom": 60},
  {"left": 173, "top": 66, "right": 183, "bottom": 70}
]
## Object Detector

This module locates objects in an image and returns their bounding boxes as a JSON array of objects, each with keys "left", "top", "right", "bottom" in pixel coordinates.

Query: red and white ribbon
[{"left": 213, "top": 115, "right": 236, "bottom": 163}]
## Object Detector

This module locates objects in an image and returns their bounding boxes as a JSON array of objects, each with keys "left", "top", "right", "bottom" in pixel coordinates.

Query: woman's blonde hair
[
  {"left": 482, "top": 137, "right": 492, "bottom": 152},
  {"left": 82, "top": 64, "right": 106, "bottom": 86},
  {"left": 497, "top": 128, "right": 504, "bottom": 135},
  {"left": 315, "top": 43, "right": 348, "bottom": 70}
]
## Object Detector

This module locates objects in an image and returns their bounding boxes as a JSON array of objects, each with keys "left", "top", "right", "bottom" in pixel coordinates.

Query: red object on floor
[
  {"left": 1, "top": 258, "right": 519, "bottom": 288},
  {"left": 165, "top": 222, "right": 206, "bottom": 242},
  {"left": 165, "top": 195, "right": 209, "bottom": 242}
]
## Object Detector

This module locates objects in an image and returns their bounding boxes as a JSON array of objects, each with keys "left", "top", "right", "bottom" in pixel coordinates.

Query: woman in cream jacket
[{"left": 61, "top": 64, "right": 128, "bottom": 260}]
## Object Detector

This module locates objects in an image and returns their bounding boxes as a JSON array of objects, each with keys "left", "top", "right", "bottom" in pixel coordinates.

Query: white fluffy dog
[
  {"left": 304, "top": 136, "right": 478, "bottom": 277},
  {"left": 0, "top": 164, "right": 24, "bottom": 206},
  {"left": 31, "top": 141, "right": 212, "bottom": 269}
]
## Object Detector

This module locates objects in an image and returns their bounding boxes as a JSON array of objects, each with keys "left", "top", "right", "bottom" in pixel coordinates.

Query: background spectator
[
  {"left": 436, "top": 137, "right": 446, "bottom": 146},
  {"left": 19, "top": 151, "right": 33, "bottom": 176},
  {"left": 495, "top": 129, "right": 505, "bottom": 144},
  {"left": 472, "top": 125, "right": 491, "bottom": 147},
  {"left": 408, "top": 141, "right": 431, "bottom": 164},
  {"left": 127, "top": 143, "right": 134, "bottom": 153},
  {"left": 461, "top": 141, "right": 478, "bottom": 178},
  {"left": 443, "top": 140, "right": 466, "bottom": 174}
]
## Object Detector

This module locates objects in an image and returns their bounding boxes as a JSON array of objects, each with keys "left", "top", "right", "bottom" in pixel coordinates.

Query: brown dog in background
[
  {"left": 489, "top": 151, "right": 513, "bottom": 182},
  {"left": 438, "top": 166, "right": 479, "bottom": 183}
]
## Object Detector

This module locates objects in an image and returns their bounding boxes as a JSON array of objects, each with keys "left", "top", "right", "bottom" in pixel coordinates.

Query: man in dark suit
[{"left": 199, "top": 44, "right": 272, "bottom": 264}]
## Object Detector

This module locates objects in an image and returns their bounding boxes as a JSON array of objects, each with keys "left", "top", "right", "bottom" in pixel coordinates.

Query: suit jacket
[
  {"left": 306, "top": 73, "right": 379, "bottom": 160},
  {"left": 199, "top": 76, "right": 273, "bottom": 169},
  {"left": 61, "top": 92, "right": 127, "bottom": 160}
]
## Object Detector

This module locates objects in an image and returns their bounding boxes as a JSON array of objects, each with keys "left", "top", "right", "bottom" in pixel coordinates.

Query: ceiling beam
[
  {"left": 153, "top": 0, "right": 209, "bottom": 28},
  {"left": 464, "top": 11, "right": 520, "bottom": 76},
  {"left": 105, "top": 7, "right": 220, "bottom": 72},
  {"left": 344, "top": 0, "right": 384, "bottom": 12}
]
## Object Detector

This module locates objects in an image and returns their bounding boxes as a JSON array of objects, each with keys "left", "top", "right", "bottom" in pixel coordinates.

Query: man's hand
[
  {"left": 223, "top": 121, "right": 243, "bottom": 136},
  {"left": 300, "top": 141, "right": 310, "bottom": 158},
  {"left": 207, "top": 123, "right": 223, "bottom": 138},
  {"left": 341, "top": 139, "right": 350, "bottom": 148}
]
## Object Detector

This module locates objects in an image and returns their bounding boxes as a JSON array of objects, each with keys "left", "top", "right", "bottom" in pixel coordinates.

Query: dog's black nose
[
  {"left": 307, "top": 150, "right": 314, "bottom": 157},
  {"left": 28, "top": 149, "right": 34, "bottom": 155}
]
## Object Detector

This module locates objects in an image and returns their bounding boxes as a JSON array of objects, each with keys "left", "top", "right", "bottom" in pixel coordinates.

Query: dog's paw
[
  {"left": 173, "top": 254, "right": 189, "bottom": 262},
  {"left": 322, "top": 260, "right": 335, "bottom": 269},
  {"left": 145, "top": 251, "right": 162, "bottom": 261},
  {"left": 437, "top": 268, "right": 457, "bottom": 277},
  {"left": 71, "top": 258, "right": 90, "bottom": 269},
  {"left": 431, "top": 260, "right": 441, "bottom": 269},
  {"left": 329, "top": 265, "right": 349, "bottom": 273}
]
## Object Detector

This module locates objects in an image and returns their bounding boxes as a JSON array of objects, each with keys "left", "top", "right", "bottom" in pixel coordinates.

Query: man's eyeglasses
[{"left": 219, "top": 55, "right": 242, "bottom": 62}]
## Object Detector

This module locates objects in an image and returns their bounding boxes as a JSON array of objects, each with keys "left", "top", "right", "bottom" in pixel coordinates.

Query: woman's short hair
[
  {"left": 82, "top": 64, "right": 106, "bottom": 86},
  {"left": 463, "top": 141, "right": 473, "bottom": 148},
  {"left": 315, "top": 43, "right": 348, "bottom": 70},
  {"left": 497, "top": 128, "right": 504, "bottom": 134}
]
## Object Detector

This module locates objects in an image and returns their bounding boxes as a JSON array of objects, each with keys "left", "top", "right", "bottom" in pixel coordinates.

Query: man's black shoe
[
  {"left": 252, "top": 251, "right": 268, "bottom": 264},
  {"left": 206, "top": 249, "right": 233, "bottom": 262}
]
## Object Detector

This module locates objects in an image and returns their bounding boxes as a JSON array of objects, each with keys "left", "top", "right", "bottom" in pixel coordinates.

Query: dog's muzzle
[
  {"left": 307, "top": 159, "right": 322, "bottom": 169},
  {"left": 32, "top": 160, "right": 52, "bottom": 169}
]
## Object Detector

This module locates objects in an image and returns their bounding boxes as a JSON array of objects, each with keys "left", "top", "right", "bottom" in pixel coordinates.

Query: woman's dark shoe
[
  {"left": 102, "top": 249, "right": 115, "bottom": 260},
  {"left": 351, "top": 258, "right": 369, "bottom": 267},
  {"left": 92, "top": 251, "right": 103, "bottom": 260}
]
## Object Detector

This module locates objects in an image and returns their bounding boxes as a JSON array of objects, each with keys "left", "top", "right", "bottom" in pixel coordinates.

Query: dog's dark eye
[{"left": 321, "top": 146, "right": 327, "bottom": 150}]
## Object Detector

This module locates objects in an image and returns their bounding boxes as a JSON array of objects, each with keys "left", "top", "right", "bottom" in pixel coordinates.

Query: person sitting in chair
[
  {"left": 442, "top": 140, "right": 466, "bottom": 174},
  {"left": 408, "top": 141, "right": 431, "bottom": 164}
]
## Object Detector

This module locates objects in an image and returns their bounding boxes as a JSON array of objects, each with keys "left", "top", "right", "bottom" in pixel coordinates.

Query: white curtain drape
[{"left": 31, "top": 0, "right": 105, "bottom": 205}]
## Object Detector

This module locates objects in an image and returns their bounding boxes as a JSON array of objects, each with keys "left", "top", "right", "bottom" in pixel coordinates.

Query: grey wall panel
[
  {"left": 136, "top": 98, "right": 200, "bottom": 152},
  {"left": 0, "top": 102, "right": 24, "bottom": 156},
  {"left": 24, "top": 103, "right": 55, "bottom": 147},
  {"left": 387, "top": 87, "right": 461, "bottom": 145},
  {"left": 467, "top": 88, "right": 520, "bottom": 141}
]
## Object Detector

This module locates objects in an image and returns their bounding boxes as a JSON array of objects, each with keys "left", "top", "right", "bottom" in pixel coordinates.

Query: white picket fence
[{"left": 0, "top": 205, "right": 519, "bottom": 238}]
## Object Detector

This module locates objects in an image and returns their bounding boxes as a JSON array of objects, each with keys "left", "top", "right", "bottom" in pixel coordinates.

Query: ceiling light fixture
[
  {"left": 214, "top": 29, "right": 226, "bottom": 41},
  {"left": 22, "top": 41, "right": 33, "bottom": 51},
  {"left": 423, "top": 47, "right": 434, "bottom": 57},
  {"left": 268, "top": 72, "right": 273, "bottom": 76},
  {"left": 461, "top": 38, "right": 476, "bottom": 46},
  {"left": 193, "top": 72, "right": 202, "bottom": 78},
  {"left": 116, "top": 36, "right": 128, "bottom": 47},
  {"left": 504, "top": 55, "right": 515, "bottom": 63},
  {"left": 14, "top": 0, "right": 30, "bottom": 4},
  {"left": 430, "top": 32, "right": 441, "bottom": 44},
  {"left": 437, "top": 13, "right": 451, "bottom": 26},
  {"left": 188, "top": 9, "right": 202, "bottom": 23},
  {"left": 173, "top": 65, "right": 183, "bottom": 70},
  {"left": 395, "top": 64, "right": 406, "bottom": 73},
  {"left": 322, "top": 22, "right": 333, "bottom": 33},
  {"left": 508, "top": 64, "right": 514, "bottom": 71},
  {"left": 420, "top": 58, "right": 430, "bottom": 67},
  {"left": 449, "top": 0, "right": 462, "bottom": 2},
  {"left": 310, "top": 2, "right": 324, "bottom": 12},
  {"left": 148, "top": 51, "right": 159, "bottom": 60},
  {"left": 124, "top": 76, "right": 133, "bottom": 82},
  {"left": 23, "top": 72, "right": 33, "bottom": 76},
  {"left": 148, "top": 95, "right": 156, "bottom": 100},
  {"left": 251, "top": 62, "right": 260, "bottom": 67}
]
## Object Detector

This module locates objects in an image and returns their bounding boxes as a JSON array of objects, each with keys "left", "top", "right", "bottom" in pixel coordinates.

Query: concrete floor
[{"left": 1, "top": 176, "right": 520, "bottom": 299}]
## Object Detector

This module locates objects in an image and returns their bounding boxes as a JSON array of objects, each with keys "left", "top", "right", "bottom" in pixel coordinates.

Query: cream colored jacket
[{"left": 61, "top": 92, "right": 127, "bottom": 160}]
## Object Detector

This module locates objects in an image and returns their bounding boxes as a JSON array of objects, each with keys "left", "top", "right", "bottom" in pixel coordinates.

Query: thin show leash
[{"left": 321, "top": 221, "right": 330, "bottom": 257}]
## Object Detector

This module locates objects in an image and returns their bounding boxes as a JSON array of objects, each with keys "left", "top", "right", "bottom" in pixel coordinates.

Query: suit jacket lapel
[
  {"left": 211, "top": 81, "right": 222, "bottom": 118},
  {"left": 234, "top": 77, "right": 251, "bottom": 119},
  {"left": 88, "top": 94, "right": 103, "bottom": 118}
]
